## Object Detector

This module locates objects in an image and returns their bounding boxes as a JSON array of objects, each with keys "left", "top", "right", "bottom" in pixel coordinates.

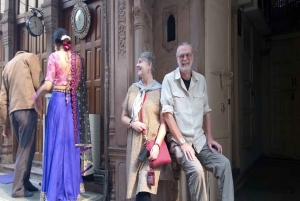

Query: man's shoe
[
  {"left": 25, "top": 184, "right": 39, "bottom": 192},
  {"left": 24, "top": 190, "right": 34, "bottom": 197},
  {"left": 12, "top": 190, "right": 34, "bottom": 198}
]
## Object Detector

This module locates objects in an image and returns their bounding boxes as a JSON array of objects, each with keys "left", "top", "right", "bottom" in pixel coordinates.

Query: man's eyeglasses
[{"left": 177, "top": 53, "right": 193, "bottom": 59}]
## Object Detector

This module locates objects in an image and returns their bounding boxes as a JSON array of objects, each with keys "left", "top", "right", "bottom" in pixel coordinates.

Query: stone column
[
  {"left": 108, "top": 0, "right": 134, "bottom": 200},
  {"left": 133, "top": 5, "right": 144, "bottom": 82},
  {"left": 41, "top": 0, "right": 58, "bottom": 156},
  {"left": 42, "top": 0, "right": 59, "bottom": 57},
  {"left": 0, "top": 0, "right": 15, "bottom": 164}
]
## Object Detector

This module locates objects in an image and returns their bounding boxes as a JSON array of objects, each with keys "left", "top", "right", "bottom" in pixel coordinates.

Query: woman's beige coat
[{"left": 122, "top": 84, "right": 174, "bottom": 199}]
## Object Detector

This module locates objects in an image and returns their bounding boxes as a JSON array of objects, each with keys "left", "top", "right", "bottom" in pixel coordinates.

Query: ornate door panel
[{"left": 18, "top": 25, "right": 46, "bottom": 161}]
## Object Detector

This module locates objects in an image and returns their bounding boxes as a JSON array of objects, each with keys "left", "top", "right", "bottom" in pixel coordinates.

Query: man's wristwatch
[{"left": 179, "top": 137, "right": 186, "bottom": 145}]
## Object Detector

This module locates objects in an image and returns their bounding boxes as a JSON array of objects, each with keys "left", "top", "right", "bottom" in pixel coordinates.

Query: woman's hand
[
  {"left": 149, "top": 144, "right": 159, "bottom": 160},
  {"left": 131, "top": 121, "right": 147, "bottom": 133}
]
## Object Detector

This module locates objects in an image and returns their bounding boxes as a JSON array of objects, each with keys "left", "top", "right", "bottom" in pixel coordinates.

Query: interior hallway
[{"left": 235, "top": 157, "right": 300, "bottom": 201}]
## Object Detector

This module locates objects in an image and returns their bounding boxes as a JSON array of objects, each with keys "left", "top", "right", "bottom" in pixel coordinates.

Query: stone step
[
  {"left": 2, "top": 163, "right": 42, "bottom": 180},
  {"left": 1, "top": 163, "right": 104, "bottom": 197},
  {"left": 32, "top": 160, "right": 43, "bottom": 168}
]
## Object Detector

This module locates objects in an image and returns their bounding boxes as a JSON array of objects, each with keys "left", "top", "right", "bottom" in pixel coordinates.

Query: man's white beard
[{"left": 179, "top": 63, "right": 192, "bottom": 73}]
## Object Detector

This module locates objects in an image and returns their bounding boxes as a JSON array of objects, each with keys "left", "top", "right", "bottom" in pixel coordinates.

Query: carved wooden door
[
  {"left": 17, "top": 25, "right": 47, "bottom": 161},
  {"left": 62, "top": 0, "right": 105, "bottom": 163}
]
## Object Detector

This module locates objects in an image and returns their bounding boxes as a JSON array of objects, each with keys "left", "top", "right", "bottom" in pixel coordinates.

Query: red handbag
[
  {"left": 146, "top": 139, "right": 171, "bottom": 167},
  {"left": 139, "top": 93, "right": 171, "bottom": 168}
]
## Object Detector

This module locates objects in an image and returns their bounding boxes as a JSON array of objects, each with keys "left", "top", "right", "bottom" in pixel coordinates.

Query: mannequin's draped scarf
[{"left": 76, "top": 56, "right": 94, "bottom": 176}]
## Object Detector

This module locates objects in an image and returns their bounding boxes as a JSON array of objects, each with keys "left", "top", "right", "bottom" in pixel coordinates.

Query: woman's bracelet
[
  {"left": 33, "top": 93, "right": 38, "bottom": 103},
  {"left": 154, "top": 142, "right": 160, "bottom": 149},
  {"left": 128, "top": 118, "right": 133, "bottom": 128}
]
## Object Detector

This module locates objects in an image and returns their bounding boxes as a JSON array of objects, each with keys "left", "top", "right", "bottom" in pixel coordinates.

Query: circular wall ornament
[
  {"left": 71, "top": 2, "right": 91, "bottom": 39},
  {"left": 26, "top": 8, "right": 44, "bottom": 37}
]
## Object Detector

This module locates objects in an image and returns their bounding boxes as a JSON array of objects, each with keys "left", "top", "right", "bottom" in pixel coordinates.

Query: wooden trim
[
  {"left": 16, "top": 7, "right": 43, "bottom": 25},
  {"left": 62, "top": 0, "right": 87, "bottom": 9}
]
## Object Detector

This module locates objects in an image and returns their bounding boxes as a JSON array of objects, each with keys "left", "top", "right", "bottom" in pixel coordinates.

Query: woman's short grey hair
[{"left": 140, "top": 52, "right": 156, "bottom": 74}]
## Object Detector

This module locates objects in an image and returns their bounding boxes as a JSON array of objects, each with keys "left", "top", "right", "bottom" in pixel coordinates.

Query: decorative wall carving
[
  {"left": 133, "top": 5, "right": 146, "bottom": 30},
  {"left": 143, "top": 12, "right": 151, "bottom": 51},
  {"left": 144, "top": 13, "right": 149, "bottom": 25},
  {"left": 106, "top": 1, "right": 116, "bottom": 139},
  {"left": 1, "top": 8, "right": 14, "bottom": 24},
  {"left": 134, "top": 5, "right": 152, "bottom": 52},
  {"left": 133, "top": 6, "right": 142, "bottom": 25},
  {"left": 162, "top": 5, "right": 178, "bottom": 52},
  {"left": 144, "top": 41, "right": 150, "bottom": 51},
  {"left": 118, "top": 0, "right": 126, "bottom": 58}
]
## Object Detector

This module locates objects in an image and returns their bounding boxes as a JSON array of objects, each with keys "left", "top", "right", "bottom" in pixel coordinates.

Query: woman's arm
[
  {"left": 149, "top": 112, "right": 167, "bottom": 160},
  {"left": 121, "top": 110, "right": 132, "bottom": 127},
  {"left": 34, "top": 81, "right": 53, "bottom": 115},
  {"left": 121, "top": 110, "right": 146, "bottom": 133},
  {"left": 36, "top": 81, "right": 53, "bottom": 98}
]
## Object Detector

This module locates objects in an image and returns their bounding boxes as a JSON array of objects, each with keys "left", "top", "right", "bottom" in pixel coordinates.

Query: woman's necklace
[
  {"left": 65, "top": 51, "right": 70, "bottom": 63},
  {"left": 64, "top": 50, "right": 72, "bottom": 102},
  {"left": 65, "top": 69, "right": 72, "bottom": 103}
]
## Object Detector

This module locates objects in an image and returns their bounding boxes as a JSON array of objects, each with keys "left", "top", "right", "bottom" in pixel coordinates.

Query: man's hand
[
  {"left": 181, "top": 143, "right": 195, "bottom": 161},
  {"left": 207, "top": 137, "right": 222, "bottom": 154},
  {"left": 34, "top": 100, "right": 42, "bottom": 116},
  {"left": 2, "top": 127, "right": 11, "bottom": 138}
]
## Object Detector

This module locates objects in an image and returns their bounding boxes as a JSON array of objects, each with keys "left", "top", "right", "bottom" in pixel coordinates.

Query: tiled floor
[{"left": 235, "top": 157, "right": 300, "bottom": 201}]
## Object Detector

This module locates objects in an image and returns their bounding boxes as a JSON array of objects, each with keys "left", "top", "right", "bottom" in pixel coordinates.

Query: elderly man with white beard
[{"left": 160, "top": 42, "right": 234, "bottom": 201}]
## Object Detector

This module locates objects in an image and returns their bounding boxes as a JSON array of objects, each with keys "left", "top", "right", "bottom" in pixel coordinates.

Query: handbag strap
[
  {"left": 139, "top": 92, "right": 147, "bottom": 137},
  {"left": 139, "top": 92, "right": 154, "bottom": 169}
]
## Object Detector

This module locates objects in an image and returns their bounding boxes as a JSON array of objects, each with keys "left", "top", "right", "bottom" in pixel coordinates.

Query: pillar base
[{"left": 1, "top": 153, "right": 13, "bottom": 164}]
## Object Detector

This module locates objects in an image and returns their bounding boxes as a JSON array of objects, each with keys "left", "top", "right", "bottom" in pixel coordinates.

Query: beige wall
[{"left": 153, "top": 0, "right": 205, "bottom": 83}]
